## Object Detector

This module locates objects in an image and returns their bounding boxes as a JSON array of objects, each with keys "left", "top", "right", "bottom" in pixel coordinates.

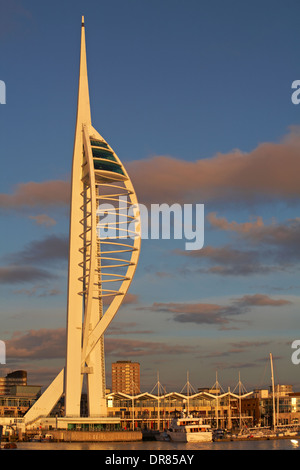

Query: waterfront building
[
  {"left": 0, "top": 389, "right": 40, "bottom": 418},
  {"left": 2, "top": 369, "right": 300, "bottom": 432},
  {"left": 0, "top": 371, "right": 27, "bottom": 395},
  {"left": 112, "top": 361, "right": 140, "bottom": 394},
  {"left": 241, "top": 386, "right": 300, "bottom": 428},
  {"left": 0, "top": 371, "right": 41, "bottom": 419},
  {"left": 105, "top": 390, "right": 254, "bottom": 431},
  {"left": 105, "top": 387, "right": 300, "bottom": 431}
]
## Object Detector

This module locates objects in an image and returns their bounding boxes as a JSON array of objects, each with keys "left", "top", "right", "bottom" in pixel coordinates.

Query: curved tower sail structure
[{"left": 24, "top": 17, "right": 141, "bottom": 423}]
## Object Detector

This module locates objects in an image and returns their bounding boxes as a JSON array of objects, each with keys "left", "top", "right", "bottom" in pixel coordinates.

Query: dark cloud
[
  {"left": 0, "top": 265, "right": 55, "bottom": 284},
  {"left": 175, "top": 245, "right": 281, "bottom": 276},
  {"left": 105, "top": 338, "right": 198, "bottom": 357},
  {"left": 149, "top": 302, "right": 233, "bottom": 326},
  {"left": 5, "top": 234, "right": 69, "bottom": 265},
  {"left": 5, "top": 328, "right": 195, "bottom": 361},
  {"left": 106, "top": 321, "right": 154, "bottom": 336},
  {"left": 13, "top": 286, "right": 62, "bottom": 297},
  {"left": 0, "top": 235, "right": 68, "bottom": 287},
  {"left": 175, "top": 215, "right": 300, "bottom": 277},
  {"left": 6, "top": 328, "right": 66, "bottom": 360},
  {"left": 208, "top": 213, "right": 300, "bottom": 264},
  {"left": 145, "top": 294, "right": 292, "bottom": 327},
  {"left": 228, "top": 340, "right": 272, "bottom": 354}
]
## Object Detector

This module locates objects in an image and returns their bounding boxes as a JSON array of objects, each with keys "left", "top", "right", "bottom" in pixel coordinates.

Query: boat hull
[{"left": 167, "top": 431, "right": 212, "bottom": 442}]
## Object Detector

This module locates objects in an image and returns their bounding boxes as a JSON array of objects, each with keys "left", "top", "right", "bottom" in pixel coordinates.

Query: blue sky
[{"left": 0, "top": 0, "right": 300, "bottom": 393}]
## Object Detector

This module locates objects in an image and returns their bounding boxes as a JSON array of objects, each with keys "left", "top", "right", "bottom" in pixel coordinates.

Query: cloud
[
  {"left": 207, "top": 212, "right": 265, "bottom": 233},
  {"left": 122, "top": 293, "right": 139, "bottom": 304},
  {"left": 208, "top": 213, "right": 300, "bottom": 247},
  {"left": 148, "top": 301, "right": 233, "bottom": 326},
  {"left": 26, "top": 367, "right": 63, "bottom": 389},
  {"left": 6, "top": 328, "right": 66, "bottom": 360},
  {"left": 234, "top": 294, "right": 292, "bottom": 307},
  {"left": 0, "top": 265, "right": 55, "bottom": 284},
  {"left": 0, "top": 235, "right": 68, "bottom": 286},
  {"left": 1, "top": 127, "right": 298, "bottom": 215},
  {"left": 0, "top": 180, "right": 70, "bottom": 210},
  {"left": 0, "top": 0, "right": 32, "bottom": 39},
  {"left": 5, "top": 328, "right": 195, "bottom": 362},
  {"left": 207, "top": 213, "right": 300, "bottom": 265},
  {"left": 5, "top": 234, "right": 69, "bottom": 265},
  {"left": 29, "top": 214, "right": 57, "bottom": 227},
  {"left": 106, "top": 321, "right": 154, "bottom": 336},
  {"left": 128, "top": 126, "right": 300, "bottom": 205},
  {"left": 145, "top": 294, "right": 292, "bottom": 327},
  {"left": 227, "top": 341, "right": 272, "bottom": 354},
  {"left": 103, "top": 292, "right": 139, "bottom": 306},
  {"left": 241, "top": 218, "right": 300, "bottom": 263},
  {"left": 176, "top": 245, "right": 279, "bottom": 276},
  {"left": 13, "top": 286, "right": 62, "bottom": 297},
  {"left": 105, "top": 338, "right": 198, "bottom": 357},
  {"left": 175, "top": 214, "right": 300, "bottom": 276}
]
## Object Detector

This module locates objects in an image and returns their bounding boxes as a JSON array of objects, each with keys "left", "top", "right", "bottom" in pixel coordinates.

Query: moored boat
[{"left": 167, "top": 416, "right": 212, "bottom": 442}]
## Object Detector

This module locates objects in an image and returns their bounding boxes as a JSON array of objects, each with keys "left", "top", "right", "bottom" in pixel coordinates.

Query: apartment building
[{"left": 112, "top": 361, "right": 140, "bottom": 394}]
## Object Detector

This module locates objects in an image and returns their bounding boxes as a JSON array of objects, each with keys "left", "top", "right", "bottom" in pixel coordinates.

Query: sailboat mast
[
  {"left": 270, "top": 353, "right": 276, "bottom": 430},
  {"left": 157, "top": 371, "right": 160, "bottom": 431},
  {"left": 187, "top": 371, "right": 190, "bottom": 416}
]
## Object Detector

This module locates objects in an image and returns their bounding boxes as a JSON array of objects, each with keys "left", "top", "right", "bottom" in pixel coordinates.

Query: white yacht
[{"left": 167, "top": 416, "right": 213, "bottom": 442}]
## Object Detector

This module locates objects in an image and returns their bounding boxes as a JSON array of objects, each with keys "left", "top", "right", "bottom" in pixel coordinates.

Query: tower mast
[{"left": 64, "top": 13, "right": 93, "bottom": 418}]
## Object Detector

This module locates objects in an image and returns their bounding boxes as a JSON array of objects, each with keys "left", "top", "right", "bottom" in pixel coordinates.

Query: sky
[{"left": 0, "top": 0, "right": 300, "bottom": 394}]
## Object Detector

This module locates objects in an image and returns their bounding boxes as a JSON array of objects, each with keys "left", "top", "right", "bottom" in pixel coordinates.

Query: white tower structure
[{"left": 24, "top": 17, "right": 141, "bottom": 424}]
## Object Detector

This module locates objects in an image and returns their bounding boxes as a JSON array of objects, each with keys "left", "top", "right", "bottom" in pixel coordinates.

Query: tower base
[{"left": 57, "top": 416, "right": 121, "bottom": 430}]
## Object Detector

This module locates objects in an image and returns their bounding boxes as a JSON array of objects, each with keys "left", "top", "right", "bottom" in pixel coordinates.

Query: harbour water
[{"left": 14, "top": 438, "right": 300, "bottom": 450}]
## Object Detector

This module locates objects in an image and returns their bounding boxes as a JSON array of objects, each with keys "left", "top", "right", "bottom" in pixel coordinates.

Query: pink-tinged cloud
[
  {"left": 122, "top": 293, "right": 139, "bottom": 304},
  {"left": 234, "top": 294, "right": 292, "bottom": 307},
  {"left": 0, "top": 180, "right": 70, "bottom": 209},
  {"left": 207, "top": 212, "right": 265, "bottom": 233},
  {"left": 103, "top": 292, "right": 139, "bottom": 306},
  {"left": 6, "top": 328, "right": 66, "bottom": 359},
  {"left": 208, "top": 213, "right": 300, "bottom": 244},
  {"left": 0, "top": 128, "right": 299, "bottom": 210},
  {"left": 5, "top": 328, "right": 195, "bottom": 362},
  {"left": 29, "top": 214, "right": 57, "bottom": 227},
  {"left": 206, "top": 214, "right": 300, "bottom": 265},
  {"left": 127, "top": 127, "right": 300, "bottom": 205}
]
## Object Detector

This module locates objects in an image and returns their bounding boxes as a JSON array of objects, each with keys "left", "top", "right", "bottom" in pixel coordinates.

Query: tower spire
[{"left": 76, "top": 15, "right": 91, "bottom": 127}]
